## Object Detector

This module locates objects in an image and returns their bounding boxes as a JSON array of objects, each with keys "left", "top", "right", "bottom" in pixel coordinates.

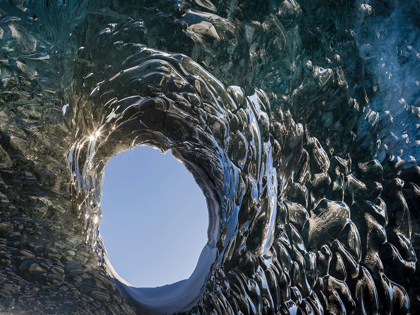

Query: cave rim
[
  {"left": 64, "top": 48, "right": 234, "bottom": 314},
  {"left": 77, "top": 137, "right": 222, "bottom": 314}
]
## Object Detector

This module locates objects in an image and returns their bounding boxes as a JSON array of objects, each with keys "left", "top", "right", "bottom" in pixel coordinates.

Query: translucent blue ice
[{"left": 0, "top": 0, "right": 419, "bottom": 314}]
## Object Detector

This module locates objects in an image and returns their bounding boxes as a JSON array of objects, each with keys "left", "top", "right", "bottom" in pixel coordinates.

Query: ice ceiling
[{"left": 0, "top": 0, "right": 420, "bottom": 314}]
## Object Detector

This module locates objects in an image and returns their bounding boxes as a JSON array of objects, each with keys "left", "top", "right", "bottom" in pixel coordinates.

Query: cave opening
[{"left": 99, "top": 145, "right": 209, "bottom": 288}]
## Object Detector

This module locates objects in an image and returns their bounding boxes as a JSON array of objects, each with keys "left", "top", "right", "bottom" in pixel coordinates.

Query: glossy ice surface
[{"left": 0, "top": 0, "right": 420, "bottom": 314}]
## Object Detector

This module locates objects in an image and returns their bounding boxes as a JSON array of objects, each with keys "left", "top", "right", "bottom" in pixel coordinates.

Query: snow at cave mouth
[{"left": 99, "top": 146, "right": 209, "bottom": 288}]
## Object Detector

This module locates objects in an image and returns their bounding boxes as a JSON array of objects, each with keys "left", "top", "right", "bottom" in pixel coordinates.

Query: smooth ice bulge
[{"left": 100, "top": 146, "right": 208, "bottom": 288}]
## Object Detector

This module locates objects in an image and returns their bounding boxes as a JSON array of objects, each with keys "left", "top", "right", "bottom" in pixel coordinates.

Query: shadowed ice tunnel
[{"left": 0, "top": 0, "right": 420, "bottom": 314}]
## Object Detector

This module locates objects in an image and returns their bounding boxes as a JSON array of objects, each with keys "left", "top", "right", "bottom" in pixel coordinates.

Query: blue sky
[{"left": 100, "top": 146, "right": 208, "bottom": 288}]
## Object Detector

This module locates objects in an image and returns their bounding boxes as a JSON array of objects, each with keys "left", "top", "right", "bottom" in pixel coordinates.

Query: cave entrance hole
[{"left": 99, "top": 145, "right": 209, "bottom": 288}]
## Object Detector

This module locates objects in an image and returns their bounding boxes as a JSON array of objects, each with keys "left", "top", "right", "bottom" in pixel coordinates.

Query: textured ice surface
[{"left": 0, "top": 0, "right": 420, "bottom": 314}]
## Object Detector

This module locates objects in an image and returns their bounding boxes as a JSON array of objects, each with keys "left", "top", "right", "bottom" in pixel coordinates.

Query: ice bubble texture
[{"left": 0, "top": 0, "right": 420, "bottom": 314}]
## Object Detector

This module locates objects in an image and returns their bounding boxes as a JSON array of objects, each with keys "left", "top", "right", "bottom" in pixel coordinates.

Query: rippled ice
[{"left": 0, "top": 0, "right": 419, "bottom": 314}]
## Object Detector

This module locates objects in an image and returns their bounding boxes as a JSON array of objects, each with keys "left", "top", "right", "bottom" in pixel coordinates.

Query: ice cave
[{"left": 0, "top": 0, "right": 419, "bottom": 314}]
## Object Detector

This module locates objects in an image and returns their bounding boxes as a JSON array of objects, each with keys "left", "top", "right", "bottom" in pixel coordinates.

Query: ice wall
[{"left": 0, "top": 0, "right": 420, "bottom": 314}]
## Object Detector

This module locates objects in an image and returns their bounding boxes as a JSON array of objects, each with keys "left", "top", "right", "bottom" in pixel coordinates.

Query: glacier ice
[{"left": 0, "top": 0, "right": 420, "bottom": 314}]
